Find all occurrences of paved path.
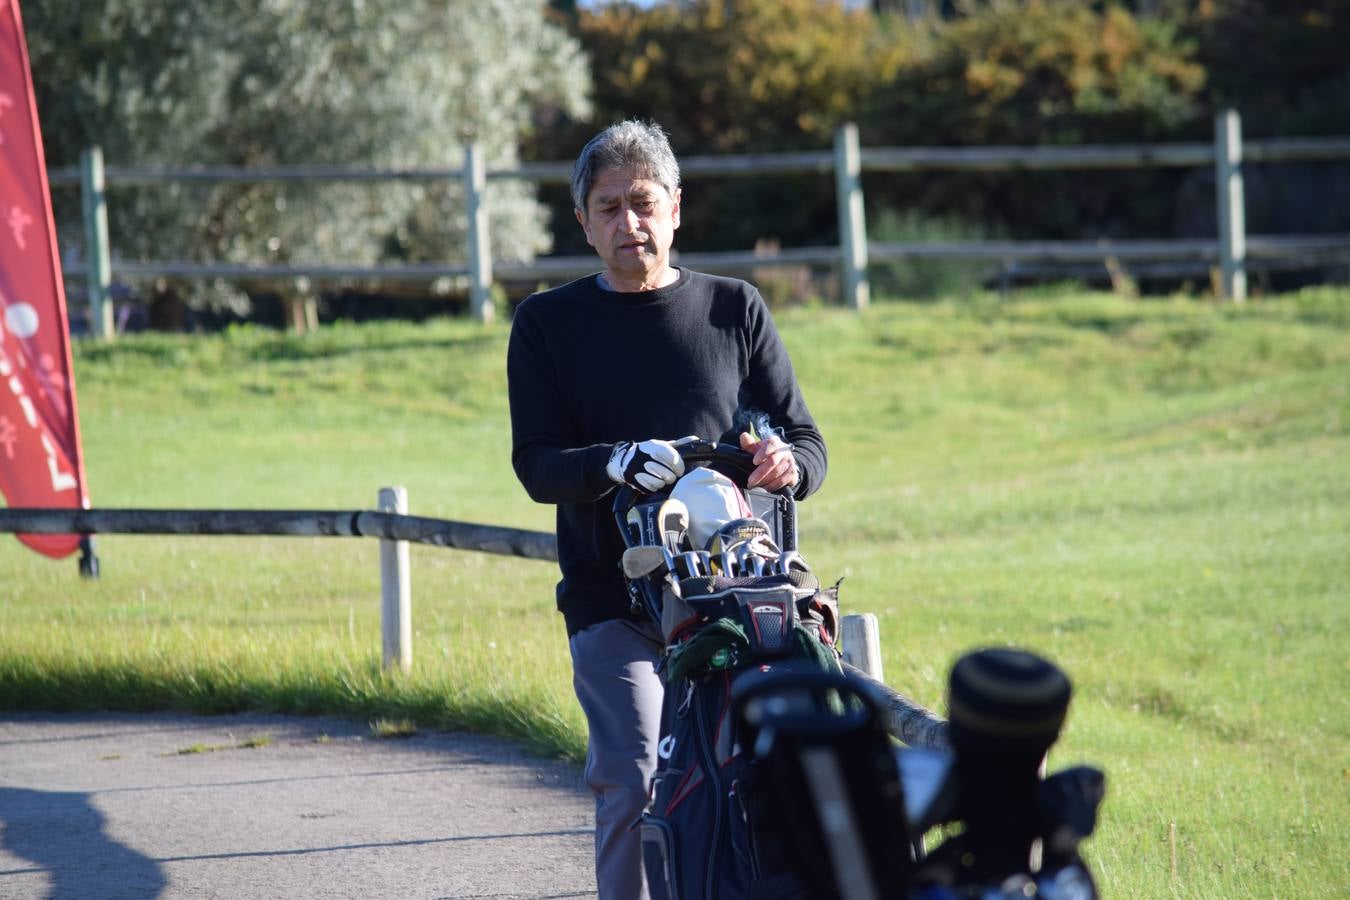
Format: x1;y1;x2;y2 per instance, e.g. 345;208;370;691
0;712;597;899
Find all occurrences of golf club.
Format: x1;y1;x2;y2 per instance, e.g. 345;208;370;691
718;539;739;578
657;496;691;555
678;550;705;579
622;545;669;579
774;550;810;575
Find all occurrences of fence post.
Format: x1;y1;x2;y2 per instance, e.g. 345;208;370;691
833;123;870;311
840;613;884;682
463;142;494;324
79;146;115;339
379;486;412;674
1214;109;1248;303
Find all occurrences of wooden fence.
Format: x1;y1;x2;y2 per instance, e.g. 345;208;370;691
0;498;948;748
49;109;1350;335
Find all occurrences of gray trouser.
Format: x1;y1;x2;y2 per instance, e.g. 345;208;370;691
569;618;665;900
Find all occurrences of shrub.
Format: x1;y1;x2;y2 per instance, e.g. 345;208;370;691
867;209;1000;301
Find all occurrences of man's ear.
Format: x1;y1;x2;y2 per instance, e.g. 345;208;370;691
575;207;595;247
670;188;682;231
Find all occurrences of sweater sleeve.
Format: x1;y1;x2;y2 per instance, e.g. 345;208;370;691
507;303;617;505
744;290;828;500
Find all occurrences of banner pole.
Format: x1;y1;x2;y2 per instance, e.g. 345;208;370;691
0;0;96;563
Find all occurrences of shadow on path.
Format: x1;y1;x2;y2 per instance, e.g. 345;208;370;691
0;787;166;899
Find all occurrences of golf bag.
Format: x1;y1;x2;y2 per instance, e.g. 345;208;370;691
612;440;844;900
732;650;1106;900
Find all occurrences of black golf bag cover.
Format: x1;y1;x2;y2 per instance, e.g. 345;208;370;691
640;572;842;900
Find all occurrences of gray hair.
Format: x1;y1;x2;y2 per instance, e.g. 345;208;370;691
570;120;681;213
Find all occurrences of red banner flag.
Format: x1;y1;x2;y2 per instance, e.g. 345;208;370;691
0;0;90;558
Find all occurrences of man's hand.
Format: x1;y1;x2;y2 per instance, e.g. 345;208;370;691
740;431;798;492
607;438;689;493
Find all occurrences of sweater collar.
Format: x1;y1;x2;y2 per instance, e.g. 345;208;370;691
591;267;689;304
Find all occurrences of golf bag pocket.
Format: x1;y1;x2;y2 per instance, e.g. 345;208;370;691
735;588;798;657
800;579;841;648
642;672;759;900
678;575;817;661
660;585;702;644
641;818;680;900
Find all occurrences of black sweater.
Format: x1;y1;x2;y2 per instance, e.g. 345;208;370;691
507;268;827;636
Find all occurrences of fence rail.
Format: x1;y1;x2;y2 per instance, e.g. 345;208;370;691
59;233;1344;286
0;499;553;676
44;135;1350;187
61;260;474;282
0;503;950;748
49;111;1350;335
0;506;557;559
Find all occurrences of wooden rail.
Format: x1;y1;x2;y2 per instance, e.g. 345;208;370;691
839;615;950;752
44;134;1350;186
0;499;556;674
0;506;557;559
57;233;1347;286
0;504;952;747
844;662;950;752
47;113;1350;336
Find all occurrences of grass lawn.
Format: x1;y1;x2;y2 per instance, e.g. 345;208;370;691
2;286;1346;896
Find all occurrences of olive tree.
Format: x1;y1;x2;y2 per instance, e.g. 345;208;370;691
28;0;590;319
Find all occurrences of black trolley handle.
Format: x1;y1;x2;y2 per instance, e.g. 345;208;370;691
610;437;775;546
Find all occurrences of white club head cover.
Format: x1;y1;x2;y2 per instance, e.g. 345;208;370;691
669;466;753;551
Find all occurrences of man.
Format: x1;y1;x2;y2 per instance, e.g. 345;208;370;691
507;120;826;899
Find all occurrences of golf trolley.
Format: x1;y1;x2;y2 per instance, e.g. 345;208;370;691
611;439;1105;900
612;438;844;900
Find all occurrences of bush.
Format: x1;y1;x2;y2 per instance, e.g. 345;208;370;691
528;0;918;255
27;0;590;319
867;209;1000;301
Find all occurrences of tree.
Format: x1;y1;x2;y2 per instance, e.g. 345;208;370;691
1199;0;1350;137
1192;0;1350;240
864;1;1207;240
870;1;1206;148
529;0;916;258
577;0;900;154
27;0;591;320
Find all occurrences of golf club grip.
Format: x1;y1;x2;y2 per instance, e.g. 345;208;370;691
680;440;788;495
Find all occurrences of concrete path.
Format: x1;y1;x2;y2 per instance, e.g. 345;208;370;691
0;712;597;899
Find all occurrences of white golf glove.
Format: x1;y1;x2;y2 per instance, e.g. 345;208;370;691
607;437;695;493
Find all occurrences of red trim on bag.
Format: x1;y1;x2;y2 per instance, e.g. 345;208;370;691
665;766;703;815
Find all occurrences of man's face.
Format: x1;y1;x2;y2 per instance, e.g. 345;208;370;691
576;167;681;290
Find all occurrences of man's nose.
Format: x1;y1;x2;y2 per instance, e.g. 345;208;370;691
620;206;640;231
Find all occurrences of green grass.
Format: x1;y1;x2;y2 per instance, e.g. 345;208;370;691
2;286;1348;896
169;733;272;755
369;717;417;738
